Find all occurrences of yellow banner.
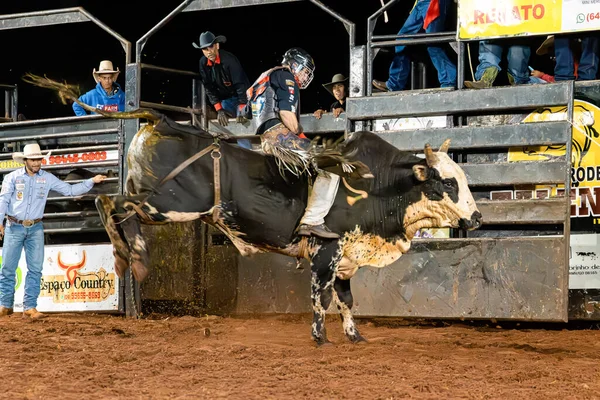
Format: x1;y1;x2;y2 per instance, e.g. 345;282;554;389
459;0;600;40
507;100;600;226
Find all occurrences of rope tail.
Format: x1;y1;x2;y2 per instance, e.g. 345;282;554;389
342;177;368;206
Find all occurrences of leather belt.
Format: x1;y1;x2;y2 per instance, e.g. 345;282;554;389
7;215;42;227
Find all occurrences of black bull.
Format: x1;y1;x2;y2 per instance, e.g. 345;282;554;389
96;115;482;345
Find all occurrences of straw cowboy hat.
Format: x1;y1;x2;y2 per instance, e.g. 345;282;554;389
193;31;227;49
322;73;349;97
536;35;555;56
93;60;120;83
12;143;48;164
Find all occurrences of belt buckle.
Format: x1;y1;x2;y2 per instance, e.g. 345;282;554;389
22;219;34;227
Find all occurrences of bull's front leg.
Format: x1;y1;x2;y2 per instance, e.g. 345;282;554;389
333;277;367;343
310;241;341;346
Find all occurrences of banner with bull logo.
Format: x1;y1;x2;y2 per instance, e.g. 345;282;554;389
1;243;119;312
458;0;600;40
506;98;600;289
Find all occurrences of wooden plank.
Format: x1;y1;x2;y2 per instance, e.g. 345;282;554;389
347;82;573;119
377;121;570;151
462;160;567;186
234;237;568;321
476;198;566;224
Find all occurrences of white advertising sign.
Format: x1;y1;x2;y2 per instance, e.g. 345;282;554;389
569;233;600;289
0;243;119;312
373;116;448;132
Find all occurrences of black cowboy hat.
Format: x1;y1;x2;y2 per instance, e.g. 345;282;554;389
192;31;227;50
322;73;349;97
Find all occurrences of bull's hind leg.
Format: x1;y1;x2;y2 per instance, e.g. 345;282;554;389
95;195;130;278
119;214;149;282
310;241;342;346
333;278;367;344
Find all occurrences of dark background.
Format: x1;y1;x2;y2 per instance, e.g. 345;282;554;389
0;0;553;119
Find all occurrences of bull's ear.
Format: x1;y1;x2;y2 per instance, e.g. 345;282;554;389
413;164;429;181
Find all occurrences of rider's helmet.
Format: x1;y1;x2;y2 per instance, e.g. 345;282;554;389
281;47;315;89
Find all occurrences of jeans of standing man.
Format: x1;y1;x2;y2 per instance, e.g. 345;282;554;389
0;222;44;310
473;41;531;84
221;97;252;149
386;0;457;91
555;35;599;81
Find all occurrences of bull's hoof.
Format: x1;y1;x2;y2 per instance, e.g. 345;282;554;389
113;250;129;278
350;335;368;344
313;337;333;347
131;261;149;282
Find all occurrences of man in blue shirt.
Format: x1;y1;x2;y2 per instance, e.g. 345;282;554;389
73;60;125;116
0;143;106;319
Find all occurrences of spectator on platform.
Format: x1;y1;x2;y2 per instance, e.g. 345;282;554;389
0;143;106;320
194;31;252;148
73;60;125;116
538;34;599;83
372;0;457;92
464;41;531;89
313;73;348;120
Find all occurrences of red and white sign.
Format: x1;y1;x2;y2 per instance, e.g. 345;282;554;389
1;243;119;312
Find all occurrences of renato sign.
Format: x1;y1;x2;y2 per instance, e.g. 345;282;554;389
458;0;600;40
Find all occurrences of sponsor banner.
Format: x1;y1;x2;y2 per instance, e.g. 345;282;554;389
570;234;600;289
373;116;447;132
506;99;600;288
0;244;119;312
458;0;600;40
0;150;118;171
506;99;600;232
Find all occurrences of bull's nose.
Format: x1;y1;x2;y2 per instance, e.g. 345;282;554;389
459;211;483;230
471;211;483;229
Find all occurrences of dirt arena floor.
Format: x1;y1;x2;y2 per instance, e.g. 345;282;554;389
0;313;599;400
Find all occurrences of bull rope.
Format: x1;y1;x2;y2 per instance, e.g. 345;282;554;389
115;142;223;224
342;178;368;206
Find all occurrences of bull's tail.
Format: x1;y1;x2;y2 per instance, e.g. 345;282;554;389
22;73;161;123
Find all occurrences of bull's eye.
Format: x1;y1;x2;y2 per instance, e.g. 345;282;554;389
443;179;454;188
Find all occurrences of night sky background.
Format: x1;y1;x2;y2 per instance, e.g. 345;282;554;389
0;0;554;120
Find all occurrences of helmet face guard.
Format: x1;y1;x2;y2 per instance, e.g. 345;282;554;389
282;48;315;90
290;62;314;89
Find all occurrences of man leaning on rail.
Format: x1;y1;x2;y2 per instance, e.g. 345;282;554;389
0;144;106;320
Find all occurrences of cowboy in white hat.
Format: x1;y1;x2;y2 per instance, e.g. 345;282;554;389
313;73;348;120
73;60;125;116
0;143;106;320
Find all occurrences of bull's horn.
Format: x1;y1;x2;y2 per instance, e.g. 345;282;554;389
439;139;451;153
424;144;437;166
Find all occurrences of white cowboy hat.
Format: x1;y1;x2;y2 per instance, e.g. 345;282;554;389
93;60;120;83
12;143;48;164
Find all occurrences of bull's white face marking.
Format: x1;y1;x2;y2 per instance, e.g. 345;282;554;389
403;192;463;239
430;152;479;220
337;227;410;279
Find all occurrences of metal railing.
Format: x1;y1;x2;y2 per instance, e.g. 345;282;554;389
366;0;465;95
0;84;17;122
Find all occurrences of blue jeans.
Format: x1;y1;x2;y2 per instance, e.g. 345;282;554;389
221;97;252;149
555;35;599;81
387;0;457;91
0;222;44;310
474;41;530;84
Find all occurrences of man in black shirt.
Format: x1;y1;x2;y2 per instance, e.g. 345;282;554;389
313;73;347;120
247;48;339;239
194;31;251;148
